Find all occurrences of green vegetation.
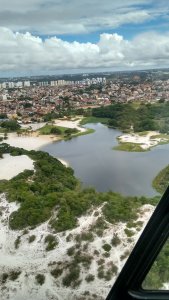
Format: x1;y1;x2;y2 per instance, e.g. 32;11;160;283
44;234;58;251
67;246;75;256
0;120;21;132
0;144;160;235
38;124;65;135
1;273;8;283
80;116;109;125
85;274;95;282
9;271;21;281
92;102;169;134
150;133;169;146
0;143;77;230
28;235;36;243
143;241;169;290
97;262;117;281
51;267;63;278
120;250;130;261
38;123;94;140
62;264;81;287
124;228;135;237
111;234;121;247
72;128;95;138
102;244;111;252
1;271;21;283
35;274;45;285
14;236;21;249
113;142;146;152
75;232;94;243
153;164;169;194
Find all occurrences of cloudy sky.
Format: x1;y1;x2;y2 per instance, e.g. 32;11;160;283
1;0;169;76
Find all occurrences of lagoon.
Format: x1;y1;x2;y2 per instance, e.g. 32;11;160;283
41;123;169;196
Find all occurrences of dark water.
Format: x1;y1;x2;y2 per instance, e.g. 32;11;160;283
41;123;169;196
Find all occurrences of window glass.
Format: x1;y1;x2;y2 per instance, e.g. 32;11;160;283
142;239;169;290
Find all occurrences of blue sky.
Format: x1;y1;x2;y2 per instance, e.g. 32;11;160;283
0;0;169;76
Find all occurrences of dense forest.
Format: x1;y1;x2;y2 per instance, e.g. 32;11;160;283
92;102;169;133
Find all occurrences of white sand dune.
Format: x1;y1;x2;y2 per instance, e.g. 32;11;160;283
118;131;166;150
0;193;154;300
5;132;54;151
0;154;34;180
54;118;86;132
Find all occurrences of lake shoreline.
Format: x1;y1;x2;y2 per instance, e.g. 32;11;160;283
115;131;169;152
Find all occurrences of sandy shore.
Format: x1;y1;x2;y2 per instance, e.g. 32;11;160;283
118;131;168;150
3;133;69;167
1;118;86;167
5;132;57;151
54;118;86;132
0;154;34;180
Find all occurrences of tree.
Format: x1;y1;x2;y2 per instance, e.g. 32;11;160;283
50;127;62;135
1;120;20;132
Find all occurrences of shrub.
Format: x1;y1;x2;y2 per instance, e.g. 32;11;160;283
75;232;94;243
81;232;94;242
94;249;99;256
111;234;121;247
9;271;21;281
1;273;8;283
97;259;105;265
85;274;95;282
66;233;73;242
28;235;36;243
74;253;92;269
35;274;45;285
102;243;111;252
124;228;135;237
67;246;75;256
104;270;112;281
120;250;130;261
82;243;89;251
97;266;104;279
44;234;58;251
22;229;29;235
51;268;63;278
103;252;110;258
14;236;21;249
62;265;80;287
109;262;118;275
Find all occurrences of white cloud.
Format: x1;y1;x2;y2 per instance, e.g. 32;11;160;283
1;27;169;75
0;0;155;34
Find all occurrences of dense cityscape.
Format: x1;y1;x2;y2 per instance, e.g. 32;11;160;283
1;70;169;123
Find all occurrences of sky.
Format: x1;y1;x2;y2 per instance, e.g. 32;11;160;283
0;0;169;77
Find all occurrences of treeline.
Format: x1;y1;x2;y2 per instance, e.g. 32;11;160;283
153;164;169;194
92;103;169;133
0;144;159;232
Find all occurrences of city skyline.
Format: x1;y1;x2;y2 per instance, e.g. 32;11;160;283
1;0;169;76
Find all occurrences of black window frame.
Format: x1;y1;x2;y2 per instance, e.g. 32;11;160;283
106;186;169;300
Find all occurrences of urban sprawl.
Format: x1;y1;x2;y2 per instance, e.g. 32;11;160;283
1;73;169;123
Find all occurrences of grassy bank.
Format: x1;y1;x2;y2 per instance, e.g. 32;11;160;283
38;124;95;140
152;164;169;194
113;142;146;152
71;128;95;138
150;133;169;145
38;124;66;135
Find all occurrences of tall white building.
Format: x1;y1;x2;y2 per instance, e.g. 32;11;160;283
24;81;31;87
